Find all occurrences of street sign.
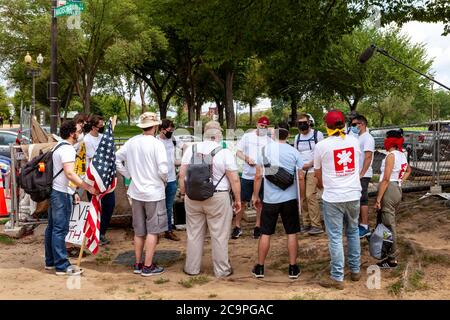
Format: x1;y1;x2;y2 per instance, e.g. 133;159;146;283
54;1;84;17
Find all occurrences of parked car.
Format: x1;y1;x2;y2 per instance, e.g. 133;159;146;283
415;121;450;161
0;130;31;158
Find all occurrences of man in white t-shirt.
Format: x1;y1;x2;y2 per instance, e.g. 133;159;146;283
157;119;186;241
232;116;272;240
294;113;324;235
179;121;241;278
116;112;169;277
314;109;362;290
350;115;375;239
45;120;98;276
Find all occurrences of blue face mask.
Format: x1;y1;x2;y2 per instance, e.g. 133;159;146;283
351;126;360;135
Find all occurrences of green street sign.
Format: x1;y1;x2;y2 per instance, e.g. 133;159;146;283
54;1;84;17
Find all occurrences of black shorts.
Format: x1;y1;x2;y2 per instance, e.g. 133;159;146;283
241;178;264;202
260;200;300;235
360;177;371;206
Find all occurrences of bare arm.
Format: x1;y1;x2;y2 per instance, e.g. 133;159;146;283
375;154;395;209
315;169;323;190
252;165;263;210
178;164;187;195
63;162;98;195
402;163;412;183
297;169;305;200
360;151;373;178
237;150;256;166
226;170;241;213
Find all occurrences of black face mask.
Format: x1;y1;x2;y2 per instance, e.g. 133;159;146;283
97;126;105;134
164;131;173;139
83;123;91;133
298;123;309;131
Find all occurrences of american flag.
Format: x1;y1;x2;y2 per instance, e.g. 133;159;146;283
83;119;117;254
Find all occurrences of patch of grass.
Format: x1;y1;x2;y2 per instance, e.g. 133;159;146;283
0;219;9;225
408;270;428;291
105;285;119;293
269;256;289;272
95;254;112;265
154;277;170;285
301;259;329;273
290;293;322;300
126;288;136;293
114;125;141;138
421;253;450;266
0;235;14;245
178;275;210;288
208;294;218;299
144;291;152;295
387;280;403;296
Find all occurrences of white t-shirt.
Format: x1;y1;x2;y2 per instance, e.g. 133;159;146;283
236;131;272;179
314;135;362;203
358;131;375;178
115;134;169;202
157;136;185;183
294;129;324;165
84;132;103;167
380;150;408;184
182;140;238;191
52;141;76;195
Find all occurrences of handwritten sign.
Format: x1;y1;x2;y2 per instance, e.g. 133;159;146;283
65;201;90;246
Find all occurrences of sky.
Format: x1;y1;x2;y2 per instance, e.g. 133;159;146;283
2;21;449;115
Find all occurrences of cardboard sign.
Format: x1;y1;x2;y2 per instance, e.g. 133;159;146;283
65;201;90;246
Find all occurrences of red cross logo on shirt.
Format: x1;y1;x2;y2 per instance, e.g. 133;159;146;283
333;147;356;176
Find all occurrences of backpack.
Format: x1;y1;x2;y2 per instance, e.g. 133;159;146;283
19;142;70;202
262;146;294;190
185;144;226;201
296;129;318;151
369;210;394;260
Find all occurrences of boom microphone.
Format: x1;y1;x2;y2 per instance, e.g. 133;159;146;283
359;44;376;63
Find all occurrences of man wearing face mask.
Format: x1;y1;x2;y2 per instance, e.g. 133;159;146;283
232;116;272;239
157;119;185;241
350;115;375;239
84;115;116;246
294;113;324;235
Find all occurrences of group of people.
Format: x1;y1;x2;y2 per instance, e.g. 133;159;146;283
43;109;411;289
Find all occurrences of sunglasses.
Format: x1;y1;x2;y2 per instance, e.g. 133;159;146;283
351;122;361;127
297;121;309;125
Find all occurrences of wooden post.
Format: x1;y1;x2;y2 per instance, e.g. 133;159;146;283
76;235;87;267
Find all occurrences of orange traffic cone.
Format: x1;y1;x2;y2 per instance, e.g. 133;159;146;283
0;174;8;217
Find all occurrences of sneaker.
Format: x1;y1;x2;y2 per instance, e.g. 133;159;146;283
319;277;344;290
288;264;301;279
44;265;55;270
253;227;261;239
308;227;324;235
359;225;371;239
251;264;264;278
350;272;361;281
55;265;84;276
141;264;164;277
300;225;311;233
99;234;110;246
164;231;180;241
377;258;398;269
133;262;144;274
231;227;242;239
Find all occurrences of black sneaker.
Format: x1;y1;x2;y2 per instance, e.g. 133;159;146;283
141;264;164;277
253;227;261;239
252;264;264;278
99;234;110;246
231;227;242;239
288;264;301;279
377;258;398;269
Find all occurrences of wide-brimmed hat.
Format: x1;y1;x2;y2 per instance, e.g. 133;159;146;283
137;112;161;128
204;121;223;135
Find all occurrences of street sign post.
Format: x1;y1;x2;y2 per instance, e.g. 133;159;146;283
54;1;84;17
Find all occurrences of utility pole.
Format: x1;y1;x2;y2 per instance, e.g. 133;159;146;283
50;0;58;134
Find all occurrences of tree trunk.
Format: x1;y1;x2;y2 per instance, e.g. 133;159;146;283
160;102;168;119
224;70;235;129
249;102;253;125
290;99;298;127
218;102;224;126
139;81;147;113
351;96;360;112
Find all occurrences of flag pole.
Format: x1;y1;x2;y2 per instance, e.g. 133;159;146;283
77;234;87;267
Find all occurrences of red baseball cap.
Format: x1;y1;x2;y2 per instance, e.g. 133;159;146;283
257;116;270;126
324;109;345;127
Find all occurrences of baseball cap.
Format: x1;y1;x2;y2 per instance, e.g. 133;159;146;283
257;116;270;126
324;110;345;127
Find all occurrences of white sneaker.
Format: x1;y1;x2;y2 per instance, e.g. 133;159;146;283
55;265;84;276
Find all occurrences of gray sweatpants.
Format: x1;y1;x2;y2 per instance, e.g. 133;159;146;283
380;182;402;259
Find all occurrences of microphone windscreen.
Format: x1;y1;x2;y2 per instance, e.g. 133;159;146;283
359;45;376;63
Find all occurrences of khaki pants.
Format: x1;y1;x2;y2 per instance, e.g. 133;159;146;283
301;172;321;228
380;182;402;259
184;192;233;278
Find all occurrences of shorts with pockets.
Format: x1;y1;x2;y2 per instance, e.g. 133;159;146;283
131;199;168;236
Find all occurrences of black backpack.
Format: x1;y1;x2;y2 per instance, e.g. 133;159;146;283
185;144;226;201
19;142;70;202
296;129;318;150
262;146;295;190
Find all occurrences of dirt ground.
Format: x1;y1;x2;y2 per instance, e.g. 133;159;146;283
0;191;449;300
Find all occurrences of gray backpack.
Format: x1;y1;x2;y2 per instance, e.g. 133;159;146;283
185;144;226;201
369;214;393;260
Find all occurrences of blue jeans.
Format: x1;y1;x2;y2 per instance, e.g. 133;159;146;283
322;200;361;282
165;181;177;231
45;189;72;271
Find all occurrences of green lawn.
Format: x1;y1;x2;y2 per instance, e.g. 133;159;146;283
113;125;142;138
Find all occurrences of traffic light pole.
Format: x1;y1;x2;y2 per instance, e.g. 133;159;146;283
50;0;58;134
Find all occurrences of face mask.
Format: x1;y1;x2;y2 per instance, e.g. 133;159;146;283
298;123;309;131
258;128;267;136
350;126;360;135
97;126;105;134
164;131;173;139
